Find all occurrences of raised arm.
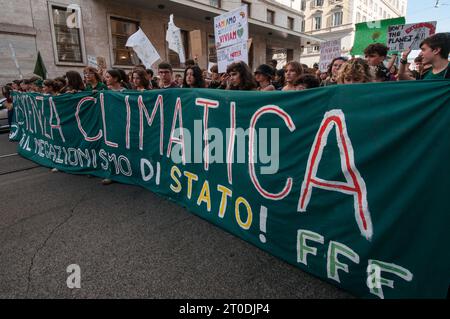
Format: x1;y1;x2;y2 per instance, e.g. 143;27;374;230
398;48;413;81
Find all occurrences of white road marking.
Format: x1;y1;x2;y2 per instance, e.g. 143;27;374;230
0;153;18;159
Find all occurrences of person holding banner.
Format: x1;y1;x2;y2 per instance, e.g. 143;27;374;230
132;69;152;91
158;62;179;89
31;79;44;93
254;64;275;91
105;69;125;92
1;85;13;128
364;43;391;82
84;67;108;91
174;74;184;87
389;65;399;81
225;61;257;91
20;79;32;92
319;71;328;83
282;61;304;91
127;71;133;85
294;74;320;90
64;71;85;93
117;69;132;90
182;65;205;89
208;65;224;89
26;77;40;92
419;33;450;80
273;69;285;91
399;33;449;80
53;77;67;95
321;57;348;87
413;54;432;79
397;63;418;81
11;80;21;92
29;80;40;93
145;69;159;89
337;58;373;84
100;70;123;185
42;80;56;95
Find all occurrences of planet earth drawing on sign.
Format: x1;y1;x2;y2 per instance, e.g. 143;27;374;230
237;28;244;38
371;31;381;42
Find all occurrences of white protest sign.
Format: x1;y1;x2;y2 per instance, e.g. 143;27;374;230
319;39;342;72
214;5;248;50
87;55;98;68
126;28;161;68
217;42;248;73
387;22;437;51
166;14;186;64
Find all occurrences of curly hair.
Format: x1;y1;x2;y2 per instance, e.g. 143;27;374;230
327;57;348;75
336;58;373;84
364;43;388;58
294;74;320;89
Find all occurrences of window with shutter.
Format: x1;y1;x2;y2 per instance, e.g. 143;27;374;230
50;5;84;64
110;17;140;66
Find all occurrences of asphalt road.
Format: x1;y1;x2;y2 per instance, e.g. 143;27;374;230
0;132;352;299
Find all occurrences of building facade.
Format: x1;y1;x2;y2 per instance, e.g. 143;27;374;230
300;0;407;66
0;0;323;84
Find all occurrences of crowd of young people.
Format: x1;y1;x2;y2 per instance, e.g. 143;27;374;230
3;33;448;97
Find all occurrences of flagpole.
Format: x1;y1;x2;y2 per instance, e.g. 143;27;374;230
9;43;23;80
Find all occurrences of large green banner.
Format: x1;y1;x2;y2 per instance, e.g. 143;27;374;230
10;80;450;298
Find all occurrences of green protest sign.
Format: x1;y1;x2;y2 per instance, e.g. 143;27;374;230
10;81;450;298
351;17;405;56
